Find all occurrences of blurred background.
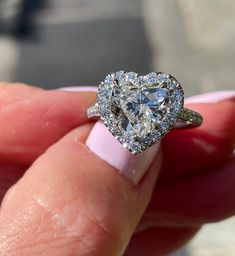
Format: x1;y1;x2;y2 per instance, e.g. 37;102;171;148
0;0;234;255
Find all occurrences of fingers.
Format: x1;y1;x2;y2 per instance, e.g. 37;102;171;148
144;99;235;226
135;97;235;228
0;83;234;235
161;100;235;177
0;83;234;178
124;226;200;256
145;156;235;226
0;123;162;255
0;83;96;164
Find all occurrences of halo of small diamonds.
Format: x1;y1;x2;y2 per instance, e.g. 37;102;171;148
97;71;184;154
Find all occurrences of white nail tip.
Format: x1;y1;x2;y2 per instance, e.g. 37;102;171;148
59;86;98;92
86;121;160;184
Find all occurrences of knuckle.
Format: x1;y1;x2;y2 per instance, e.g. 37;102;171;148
0;82;24;91
0;82;39;97
8;197;126;256
0;82;11;93
53;206;127;256
0;199;128;256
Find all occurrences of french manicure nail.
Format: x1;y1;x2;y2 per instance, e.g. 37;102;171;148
85;121;160;185
185;90;235;104
59;86;98;92
60;86;160;184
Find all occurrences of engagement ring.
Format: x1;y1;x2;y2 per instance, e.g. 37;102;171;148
87;71;203;154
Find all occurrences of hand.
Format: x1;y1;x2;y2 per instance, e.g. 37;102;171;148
0;83;234;256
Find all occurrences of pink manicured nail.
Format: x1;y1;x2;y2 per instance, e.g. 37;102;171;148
86;121;160;185
60;86;160;184
59;86;98;92
185;90;235;104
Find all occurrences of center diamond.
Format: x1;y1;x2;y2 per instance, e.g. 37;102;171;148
120;87;169;137
97;71;184;154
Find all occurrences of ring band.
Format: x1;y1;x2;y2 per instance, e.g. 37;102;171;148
87;70;203;154
88;105;203;128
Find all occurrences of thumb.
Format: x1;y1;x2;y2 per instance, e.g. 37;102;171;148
0;122;161;256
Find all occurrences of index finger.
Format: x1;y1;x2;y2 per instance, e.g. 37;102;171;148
0;84;234;174
0;83;96;164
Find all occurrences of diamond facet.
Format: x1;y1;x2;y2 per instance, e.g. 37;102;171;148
97;71;184;154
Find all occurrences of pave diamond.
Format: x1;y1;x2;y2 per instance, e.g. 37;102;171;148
97;71;184;154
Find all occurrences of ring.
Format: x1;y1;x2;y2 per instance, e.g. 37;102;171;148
87;70;203;154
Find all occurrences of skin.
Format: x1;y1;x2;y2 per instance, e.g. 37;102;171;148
0;83;234;256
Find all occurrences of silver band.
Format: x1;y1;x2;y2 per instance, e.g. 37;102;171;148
175;108;203;128
88;104;203;129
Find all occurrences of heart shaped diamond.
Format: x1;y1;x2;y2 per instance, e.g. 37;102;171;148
97;71;184;154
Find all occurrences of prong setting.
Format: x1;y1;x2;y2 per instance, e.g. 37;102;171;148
96;70;184;154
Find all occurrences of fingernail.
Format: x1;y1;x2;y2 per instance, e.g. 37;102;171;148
185;90;235;104
85;121;160;185
58;86;98;92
